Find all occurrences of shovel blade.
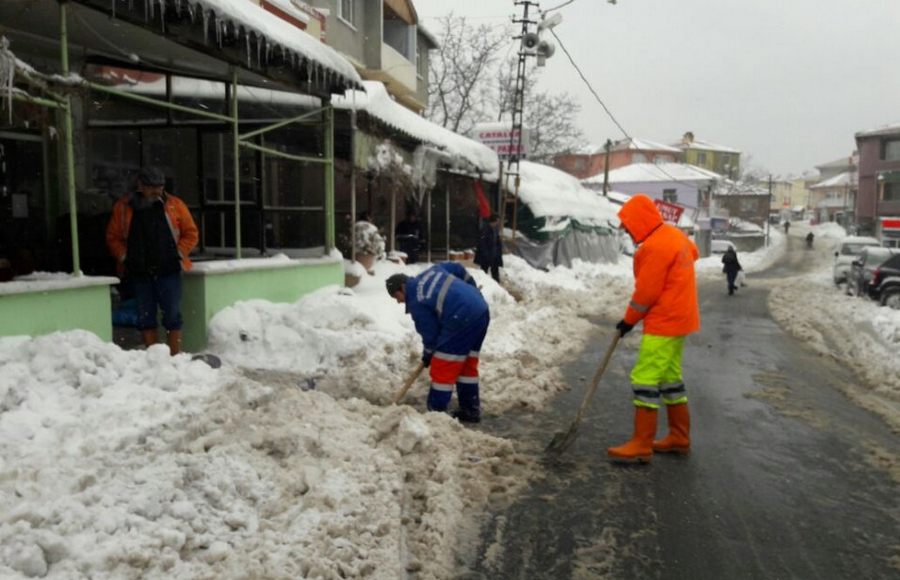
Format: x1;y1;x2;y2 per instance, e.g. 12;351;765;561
545;423;579;454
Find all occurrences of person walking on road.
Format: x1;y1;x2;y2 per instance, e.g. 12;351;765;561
805;231;814;249
106;167;199;355
722;246;742;296
474;214;503;283
386;262;490;423
609;194;700;463
784;220;791;235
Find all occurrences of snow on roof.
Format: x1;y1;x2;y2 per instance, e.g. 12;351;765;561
264;0;310;23
714;179;770;196
505;161;619;225
856;122;900;139
189;0;361;86
604;190;632;205
675;138;741;154
334;82;499;179
583;162;722;185
810;171;858;189
815;156;855;170
614;138;681;154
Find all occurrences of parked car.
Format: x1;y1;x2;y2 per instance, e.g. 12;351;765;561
871;254;900;309
846;247;897;298
833;236;881;285
711;239;736;254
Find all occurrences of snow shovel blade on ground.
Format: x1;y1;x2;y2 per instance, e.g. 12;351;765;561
546;332;621;454
391;362;426;405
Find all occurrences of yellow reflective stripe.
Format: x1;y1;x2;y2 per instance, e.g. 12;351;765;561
633;399;660;410
664;396;689;406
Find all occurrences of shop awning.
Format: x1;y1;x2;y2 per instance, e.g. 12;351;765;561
0;0;361;97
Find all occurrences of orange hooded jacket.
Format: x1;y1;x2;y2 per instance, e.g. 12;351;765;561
106;192;199;275
619;195;700;336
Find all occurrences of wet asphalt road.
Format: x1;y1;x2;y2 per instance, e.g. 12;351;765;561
459;239;900;579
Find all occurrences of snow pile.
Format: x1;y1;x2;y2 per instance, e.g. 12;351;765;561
0;332;529;579
584;162;721;186
335;82;499;179
208;256;634;413
767;241;900;432
508;161;620;227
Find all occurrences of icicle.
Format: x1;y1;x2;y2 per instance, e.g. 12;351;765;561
215;16;222;47
202;9;209;44
111;0;116;20
144;0;149;21
175;0;182;18
159;0;166;33
245;34;251;68
0;37;15;124
128;0;134;11
256;37;262;69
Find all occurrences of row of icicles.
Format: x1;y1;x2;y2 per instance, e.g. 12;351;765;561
108;0;342;89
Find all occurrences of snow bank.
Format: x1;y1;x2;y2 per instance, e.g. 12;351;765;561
208;256;634;414
0;332;529;579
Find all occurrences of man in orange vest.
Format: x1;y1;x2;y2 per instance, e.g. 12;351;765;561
106;167;198;355
609;194;700;463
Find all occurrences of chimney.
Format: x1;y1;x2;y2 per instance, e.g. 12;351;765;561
682;131;695;145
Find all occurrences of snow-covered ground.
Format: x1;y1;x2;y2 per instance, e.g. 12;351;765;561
8;221;894;578
696;229;787;277
766;222;900;432
0;256;633;578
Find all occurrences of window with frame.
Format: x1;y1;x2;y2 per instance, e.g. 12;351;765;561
338;0;355;27
883;139;900;161
697;152;707;164
662;189;677;203
884;182;900;201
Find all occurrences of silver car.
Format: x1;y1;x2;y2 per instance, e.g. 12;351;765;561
833;236;881;285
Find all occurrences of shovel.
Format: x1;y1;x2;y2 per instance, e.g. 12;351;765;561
546;332;621;454
391;362;426;405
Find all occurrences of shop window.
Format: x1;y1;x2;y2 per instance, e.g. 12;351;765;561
84;65;167;124
884;182;900;201
663;189;677;203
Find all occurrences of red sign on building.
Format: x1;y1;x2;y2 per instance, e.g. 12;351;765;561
653;199;685;224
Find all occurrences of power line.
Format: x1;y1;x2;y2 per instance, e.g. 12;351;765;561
543;0;578;14
549;28;722;194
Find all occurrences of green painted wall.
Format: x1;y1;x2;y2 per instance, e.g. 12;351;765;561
0;285;112;340
181;260;344;352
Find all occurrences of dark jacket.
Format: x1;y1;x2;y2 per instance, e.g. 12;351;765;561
474;223;503;268
722;249;742;275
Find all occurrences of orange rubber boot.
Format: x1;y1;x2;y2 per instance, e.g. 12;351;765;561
166;330;182;356
607;407;657;464
141;329;158;349
653;403;690;454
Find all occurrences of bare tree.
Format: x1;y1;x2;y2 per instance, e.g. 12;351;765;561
427;16;584;162
426;15;509;135
495;59;583;163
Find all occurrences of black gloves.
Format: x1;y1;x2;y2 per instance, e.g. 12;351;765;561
616;320;634;337
422;351;433;367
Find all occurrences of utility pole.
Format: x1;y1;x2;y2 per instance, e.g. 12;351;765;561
499;2;558;245
602;139;612;196
767;174;773;247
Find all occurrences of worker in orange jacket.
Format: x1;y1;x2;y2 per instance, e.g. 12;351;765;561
609;194;700;463
106;167;198;355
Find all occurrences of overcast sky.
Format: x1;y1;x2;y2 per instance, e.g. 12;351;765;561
415;0;900;176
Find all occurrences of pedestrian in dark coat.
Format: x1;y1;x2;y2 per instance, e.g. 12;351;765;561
395;210;425;264
721;246;742;296
474;214;503;282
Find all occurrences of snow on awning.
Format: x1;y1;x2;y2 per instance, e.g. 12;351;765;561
334;81;499;180
506;161;620;226
117;74;322;108
82;0;360;91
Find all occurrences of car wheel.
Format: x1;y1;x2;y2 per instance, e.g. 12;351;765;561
883;291;900;310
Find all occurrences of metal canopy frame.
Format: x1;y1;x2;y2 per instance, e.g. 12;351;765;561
5;0;337;272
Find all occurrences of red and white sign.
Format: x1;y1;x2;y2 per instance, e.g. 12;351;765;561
473;125;530;159
881;217;900;231
653;199;685;224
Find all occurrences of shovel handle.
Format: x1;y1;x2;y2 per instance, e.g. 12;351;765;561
571;331;621;427
391;362;426;405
